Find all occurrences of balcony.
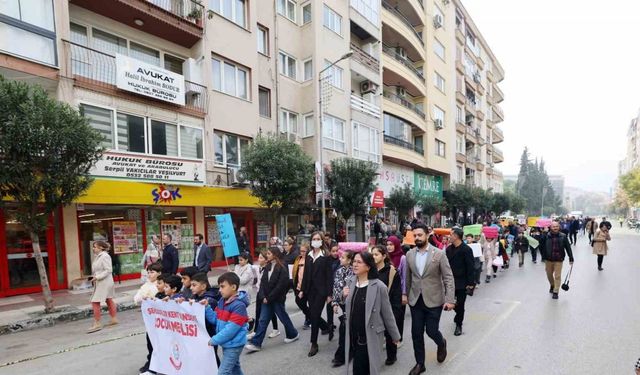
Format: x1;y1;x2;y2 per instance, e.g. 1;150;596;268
69;0;204;48
492;127;504;143
351;94;381;118
455;27;465;45
384;134;423;154
456;152;467;163
456;121;466;133
382;47;425;97
382;90;426;130
486;69;494;83
492;147;504;163
382;1;424;60
493;104;504;122
476;109;485;121
477;55;485;71
465;127;477;143
350;43;380;73
493;84;504;103
62;40;207;117
476;159;485;171
486;165;494;176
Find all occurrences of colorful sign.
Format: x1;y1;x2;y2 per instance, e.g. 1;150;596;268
413;172;443;198
463;224;483;236
376;162;413;196
112;221;139;254
152;185;183;204
215;214;240;258
91;151;205;186
116;54;185;106
142;299;217;375
371;190;385;208
536;218;553;228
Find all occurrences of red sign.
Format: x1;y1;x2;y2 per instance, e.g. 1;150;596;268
371;190;385;208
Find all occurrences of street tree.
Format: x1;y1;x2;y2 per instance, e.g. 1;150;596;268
0;77;103;312
385;182;417;220
240;134;314;221
325;158;378;235
619;168;640;204
417;193;447;217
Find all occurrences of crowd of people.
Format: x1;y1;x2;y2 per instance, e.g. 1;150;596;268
85;214;616;375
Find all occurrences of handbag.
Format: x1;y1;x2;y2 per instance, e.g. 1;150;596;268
492;256;504;267
561;264;573;291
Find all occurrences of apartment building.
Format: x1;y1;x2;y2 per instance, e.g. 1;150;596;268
619;115;640;176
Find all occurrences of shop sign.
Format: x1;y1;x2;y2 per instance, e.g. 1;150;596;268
376;163;413;197
116;54;185;106
152;185;183;204
371;190;385;208
414;172;443;199
112;221;139;254
91;151;205;186
257;222;271;244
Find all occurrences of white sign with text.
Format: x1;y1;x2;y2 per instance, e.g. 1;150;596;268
116;54;185;106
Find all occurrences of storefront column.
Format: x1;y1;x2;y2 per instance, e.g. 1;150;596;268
195;207;205;238
62;205;81;286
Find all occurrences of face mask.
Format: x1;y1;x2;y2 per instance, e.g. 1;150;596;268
311;240;323;249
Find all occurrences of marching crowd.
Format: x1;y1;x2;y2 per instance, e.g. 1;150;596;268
85;215;616;375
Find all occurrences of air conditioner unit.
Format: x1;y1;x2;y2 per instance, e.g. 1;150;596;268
360;80;379;95
396;47;407;59
396;86;407;97
473;72;481;83
442;0;450;5
287;132;297;143
228;167;247;186
433;15;443;29
434;119;444;130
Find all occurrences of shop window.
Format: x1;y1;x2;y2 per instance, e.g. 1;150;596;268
4;208;48;289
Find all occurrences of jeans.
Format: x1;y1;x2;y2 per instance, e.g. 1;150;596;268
251;301;298;347
597;255;604;268
218;346;244;375
254;297;278;331
545;261;563;293
454;289;467;326
410;295;445;366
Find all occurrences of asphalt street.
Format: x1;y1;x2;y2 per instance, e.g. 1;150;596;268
1;227;639;375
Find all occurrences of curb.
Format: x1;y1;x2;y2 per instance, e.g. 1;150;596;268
0;300;139;336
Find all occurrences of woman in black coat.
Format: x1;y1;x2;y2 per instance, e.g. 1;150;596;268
371;245;402;366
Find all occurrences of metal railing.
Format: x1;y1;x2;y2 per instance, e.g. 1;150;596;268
382;90;425;119
350;95;381;118
382;45;424;81
62;40;207;114
149;0;205;25
381;1;423;43
384;134;423;155
350;43;380;72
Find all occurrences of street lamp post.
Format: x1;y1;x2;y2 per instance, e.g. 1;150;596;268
318;51;353;233
541;185;547;216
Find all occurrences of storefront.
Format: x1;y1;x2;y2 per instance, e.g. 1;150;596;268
0;206;67;297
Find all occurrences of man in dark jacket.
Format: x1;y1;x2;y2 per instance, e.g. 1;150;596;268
161;234;179;275
445;228;475;336
540;222;574;299
569;217;580;245
513;231;529;267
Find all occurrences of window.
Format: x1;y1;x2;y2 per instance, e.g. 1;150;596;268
130;42;160;66
350;0;379;24
164;54;184;74
150;120;178;156
414;136;424;154
434;39;445;61
210;0;246;27
303;59;313;81
280;109;298;134
258;87;271;118
1;0;54;31
384;113;411;143
278;51;297;80
92;28;127;56
352;121;379;162
214;132;249;166
302;3;312;24
456;106;464;124
323;60;343;89
433;105;445;127
257;25;269;55
0;0;56;65
323;5;342;35
435;139;446;157
456;135;464;153
434;72;445;93
303;113;314;137
457;165;464;183
277;0;296;22
81;104;202;159
323;115;345;152
212;57;249;99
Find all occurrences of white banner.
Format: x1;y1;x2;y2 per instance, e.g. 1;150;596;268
91;151;205;186
116;54;186;106
376;162;413;197
142;299;217;375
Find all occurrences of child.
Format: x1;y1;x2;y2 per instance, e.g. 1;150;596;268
466;234;483;288
234;252;253;299
325;244;341;335
190;272;221;367
154;274;168;300
203;272;250;375
134;262;161;305
163;275;184;300
248;251;279;339
513;231;529;268
331;250;354;367
179;266;198;300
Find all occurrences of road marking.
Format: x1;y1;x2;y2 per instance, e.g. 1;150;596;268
0;331;146;368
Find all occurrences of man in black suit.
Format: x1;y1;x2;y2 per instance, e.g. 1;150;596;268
193;233;212;273
161;234;179;275
445;228;475;337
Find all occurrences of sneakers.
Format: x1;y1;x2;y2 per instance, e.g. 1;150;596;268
246;332;256;340
268;330;281;338
244;343;261;352
86;321;102;333
105;318;119;327
284;334;300;344
552;293;559;300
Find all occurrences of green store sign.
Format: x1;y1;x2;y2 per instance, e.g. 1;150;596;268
414;172;443;198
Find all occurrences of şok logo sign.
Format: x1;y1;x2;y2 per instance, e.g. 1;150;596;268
152;185;182;204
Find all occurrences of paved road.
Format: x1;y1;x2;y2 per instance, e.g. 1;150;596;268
1;228;639;375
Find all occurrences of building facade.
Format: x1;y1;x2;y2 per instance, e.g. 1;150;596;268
0;0;504;296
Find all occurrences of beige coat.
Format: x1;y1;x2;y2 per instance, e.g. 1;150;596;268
404;246;455;308
90;251;115;303
592;229;610;256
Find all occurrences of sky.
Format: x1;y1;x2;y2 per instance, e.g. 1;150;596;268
461;0;638;193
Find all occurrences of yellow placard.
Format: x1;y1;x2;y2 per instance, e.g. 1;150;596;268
527;217;540;227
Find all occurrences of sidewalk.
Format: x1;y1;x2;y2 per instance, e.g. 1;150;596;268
0;266;230;336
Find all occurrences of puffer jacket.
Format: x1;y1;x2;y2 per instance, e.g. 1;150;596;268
204;291;250;348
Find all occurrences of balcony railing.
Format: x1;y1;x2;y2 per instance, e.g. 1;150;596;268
493;127;504;142
382;90;425;119
351;95;381;118
493;147;504;160
148;0;204;23
493;105;504;120
384;134;423;155
63;40;207;114
382;45;424;81
381;1;423;43
351;0;380;25
350;43;380;72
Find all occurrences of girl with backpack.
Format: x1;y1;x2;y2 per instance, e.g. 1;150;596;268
371;245;402;366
